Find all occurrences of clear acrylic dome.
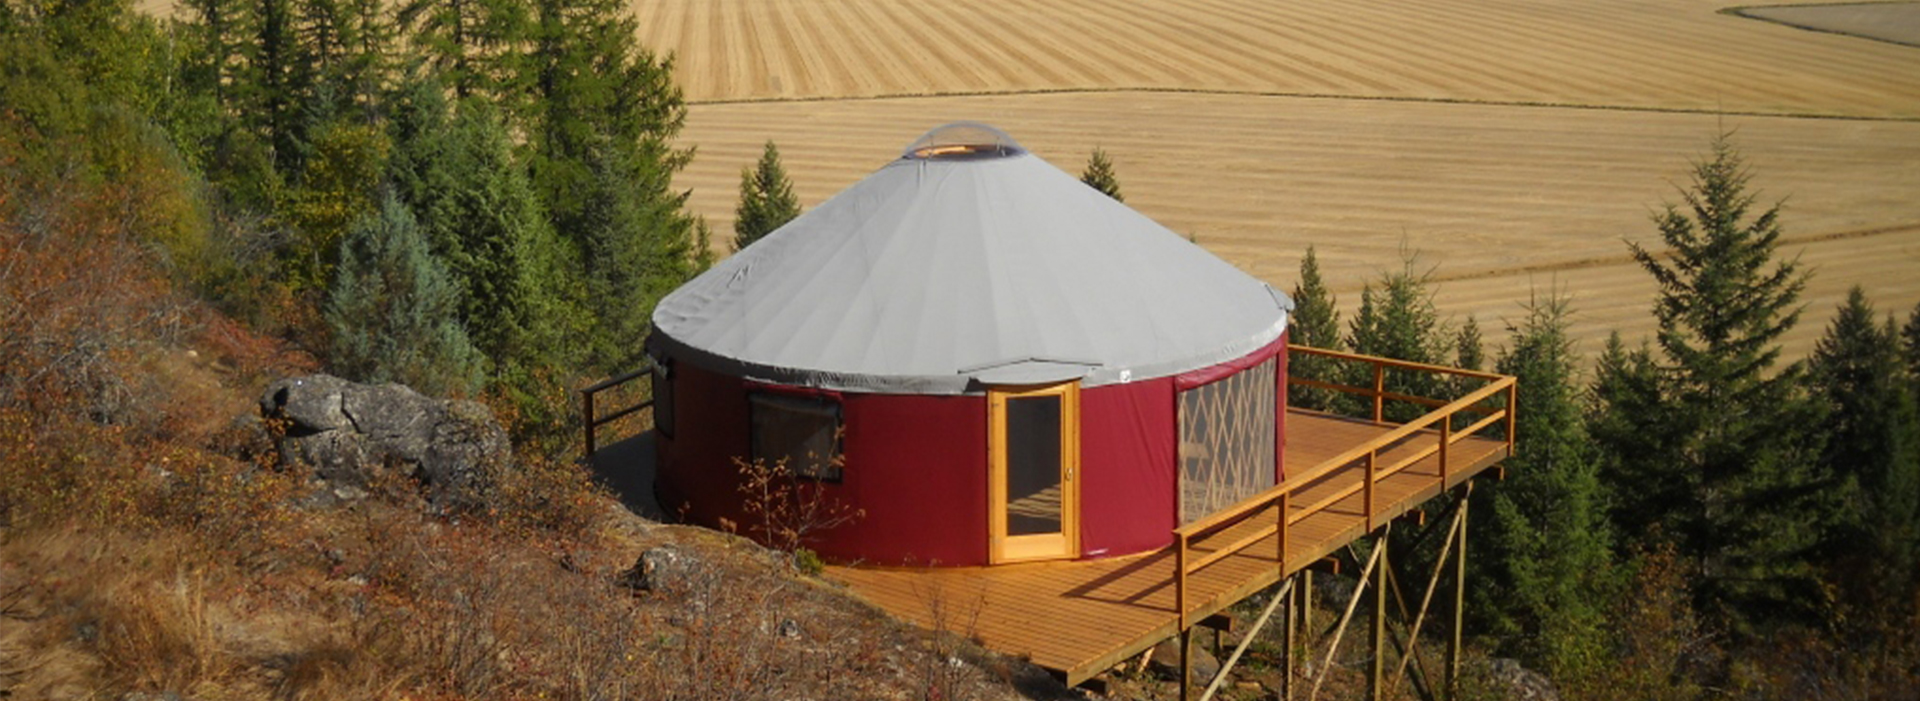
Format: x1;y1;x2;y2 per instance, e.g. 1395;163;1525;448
903;122;1026;160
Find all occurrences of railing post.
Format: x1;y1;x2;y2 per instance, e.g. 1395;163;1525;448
1440;416;1452;487
582;389;596;457
1372;362;1386;423
1364;450;1377;530
1504;380;1517;450
1278;492;1289;567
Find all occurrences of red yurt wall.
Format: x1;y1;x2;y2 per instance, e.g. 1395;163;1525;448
653;330;1289;567
1079;377;1177;558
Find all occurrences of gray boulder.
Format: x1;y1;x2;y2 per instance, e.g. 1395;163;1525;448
618;546;702;595
260;374;510;510
1150;636;1221;684
1488;658;1560;701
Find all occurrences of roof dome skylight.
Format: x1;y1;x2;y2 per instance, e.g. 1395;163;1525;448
903;121;1025;160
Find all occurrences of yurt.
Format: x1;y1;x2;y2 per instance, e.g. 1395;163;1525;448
647;123;1294;567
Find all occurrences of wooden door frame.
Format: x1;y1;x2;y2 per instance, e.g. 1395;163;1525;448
987;381;1081;564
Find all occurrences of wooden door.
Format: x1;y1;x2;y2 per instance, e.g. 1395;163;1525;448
988;382;1080;563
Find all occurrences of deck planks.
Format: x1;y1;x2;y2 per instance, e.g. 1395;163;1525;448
828;408;1509;685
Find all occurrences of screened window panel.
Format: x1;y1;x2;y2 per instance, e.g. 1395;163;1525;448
749;394;842;481
1177;358;1277;524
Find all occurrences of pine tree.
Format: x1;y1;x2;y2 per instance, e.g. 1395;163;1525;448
1288;246;1344;412
387;80;580;376
1080;147;1123;202
396;0;529;100
1348;252;1447;421
1600;135;1833;632
1474;292;1615;680
524;0;696;375
1808;287;1920;621
733;140;800;251
1904;301;1920;380
325;191;484;396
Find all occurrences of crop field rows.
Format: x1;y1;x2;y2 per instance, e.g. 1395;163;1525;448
676;93;1920;362
634;0;1919;117
644;0;1919;364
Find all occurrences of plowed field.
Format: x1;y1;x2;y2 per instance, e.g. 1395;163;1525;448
648;0;1919;362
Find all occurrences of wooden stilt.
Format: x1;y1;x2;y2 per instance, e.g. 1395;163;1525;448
1283;574;1296;701
1180;626;1193;701
1199;580;1292;701
1370;534;1388;701
1448;485;1471;698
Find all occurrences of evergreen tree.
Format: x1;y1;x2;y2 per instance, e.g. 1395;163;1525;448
1474;292;1615;680
1348;253;1447;421
1904;301;1920;380
733;140;800;251
1598;136;1832;632
1080;147;1123;202
1808;287;1920;621
524;0;696;375
387;80;579;375
1455;316;1483;372
1288;246;1344;412
396;0;529;100
325;191;484;396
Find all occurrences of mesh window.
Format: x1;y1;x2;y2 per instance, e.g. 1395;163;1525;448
750;393;842;481
1178;358;1277;524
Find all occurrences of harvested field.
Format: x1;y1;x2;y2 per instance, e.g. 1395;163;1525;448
678;93;1920;363
656;0;1920;365
1733;2;1920;47
635;0;1920;118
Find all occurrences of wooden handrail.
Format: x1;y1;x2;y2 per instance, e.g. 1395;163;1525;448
581;360;656;457
1169;345;1516;632
1288;345;1508;381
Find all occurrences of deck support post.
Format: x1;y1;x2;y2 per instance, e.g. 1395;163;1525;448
1448;484;1471;698
1301;569;1314;645
1369;532;1388;701
1282;573;1296;701
1180;626;1194;701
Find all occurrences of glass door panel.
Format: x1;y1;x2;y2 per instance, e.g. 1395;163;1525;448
989;383;1079;563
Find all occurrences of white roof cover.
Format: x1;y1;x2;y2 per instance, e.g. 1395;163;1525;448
650;123;1292;395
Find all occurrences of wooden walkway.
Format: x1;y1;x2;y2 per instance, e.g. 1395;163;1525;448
829;409;1510;686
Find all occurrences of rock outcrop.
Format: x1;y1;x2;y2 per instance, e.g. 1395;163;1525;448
260;374;510;510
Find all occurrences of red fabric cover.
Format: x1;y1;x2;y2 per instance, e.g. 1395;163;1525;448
1079;377;1178;558
827;393;988;566
1172;333;1290;390
654;361;752;529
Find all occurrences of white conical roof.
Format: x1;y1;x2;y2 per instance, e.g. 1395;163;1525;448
650;123;1291;395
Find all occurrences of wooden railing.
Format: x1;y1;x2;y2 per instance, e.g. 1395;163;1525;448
1170;345;1515;639
580;361;655;457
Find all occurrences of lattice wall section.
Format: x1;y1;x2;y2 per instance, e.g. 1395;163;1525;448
1177;358;1277;524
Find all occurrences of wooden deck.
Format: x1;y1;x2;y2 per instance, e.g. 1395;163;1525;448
829;408;1510;686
